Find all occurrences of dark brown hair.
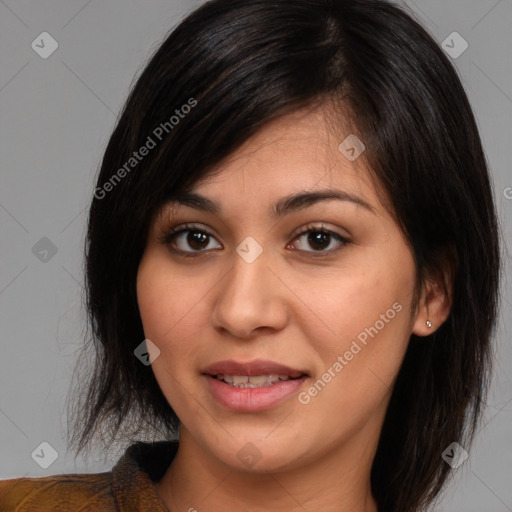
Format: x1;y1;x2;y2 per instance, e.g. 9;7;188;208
67;1;502;511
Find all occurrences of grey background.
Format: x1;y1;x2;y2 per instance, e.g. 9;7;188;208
0;1;511;510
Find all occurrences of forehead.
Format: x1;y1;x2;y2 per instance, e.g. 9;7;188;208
153;104;395;230
192;105;376;200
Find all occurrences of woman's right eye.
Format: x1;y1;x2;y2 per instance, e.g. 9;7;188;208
161;224;222;256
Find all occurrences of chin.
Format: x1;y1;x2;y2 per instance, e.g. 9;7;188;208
201;433;308;474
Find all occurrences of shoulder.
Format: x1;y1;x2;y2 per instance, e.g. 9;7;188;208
0;471;115;512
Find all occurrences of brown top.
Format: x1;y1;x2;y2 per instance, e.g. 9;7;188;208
0;440;179;511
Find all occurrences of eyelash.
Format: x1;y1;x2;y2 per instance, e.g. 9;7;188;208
159;222;351;258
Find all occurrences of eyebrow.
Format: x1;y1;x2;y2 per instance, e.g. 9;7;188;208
166;189;376;218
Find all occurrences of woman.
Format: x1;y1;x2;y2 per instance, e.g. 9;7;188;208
0;0;501;511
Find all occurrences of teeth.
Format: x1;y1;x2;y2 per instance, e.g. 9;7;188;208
215;374;295;388
233;375;248;385
246;375;269;386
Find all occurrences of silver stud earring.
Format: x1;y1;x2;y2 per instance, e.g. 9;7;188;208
426;320;432;328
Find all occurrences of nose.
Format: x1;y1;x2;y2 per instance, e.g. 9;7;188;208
211;246;289;339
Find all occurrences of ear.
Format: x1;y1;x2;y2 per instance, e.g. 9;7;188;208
412;258;455;337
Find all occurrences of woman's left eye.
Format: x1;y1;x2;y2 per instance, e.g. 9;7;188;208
160;223;350;256
289;225;350;254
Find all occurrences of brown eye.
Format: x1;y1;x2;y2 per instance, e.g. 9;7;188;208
307;231;332;251
186;230;210;250
161;224;222;255
289;225;350;255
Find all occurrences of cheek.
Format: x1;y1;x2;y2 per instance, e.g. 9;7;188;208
293;253;414;349
136;249;216;383
136;251;205;415
137;249;204;342
291;249;416;410
295;281;413;434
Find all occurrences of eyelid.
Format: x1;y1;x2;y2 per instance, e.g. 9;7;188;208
290;222;346;240
158;222;218;247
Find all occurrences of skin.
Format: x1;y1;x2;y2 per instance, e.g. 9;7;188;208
137;105;451;512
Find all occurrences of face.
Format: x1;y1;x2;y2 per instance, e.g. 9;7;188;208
136;105;420;473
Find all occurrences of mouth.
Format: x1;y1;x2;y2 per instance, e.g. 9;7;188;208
201;359;309;411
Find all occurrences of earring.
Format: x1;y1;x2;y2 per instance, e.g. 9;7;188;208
426;320;432;328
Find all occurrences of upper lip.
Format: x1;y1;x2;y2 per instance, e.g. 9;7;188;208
202;359;308;378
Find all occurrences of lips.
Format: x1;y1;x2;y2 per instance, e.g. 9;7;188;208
202;359;308;378
201;359;309;411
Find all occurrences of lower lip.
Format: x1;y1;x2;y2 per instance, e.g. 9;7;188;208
204;375;307;412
